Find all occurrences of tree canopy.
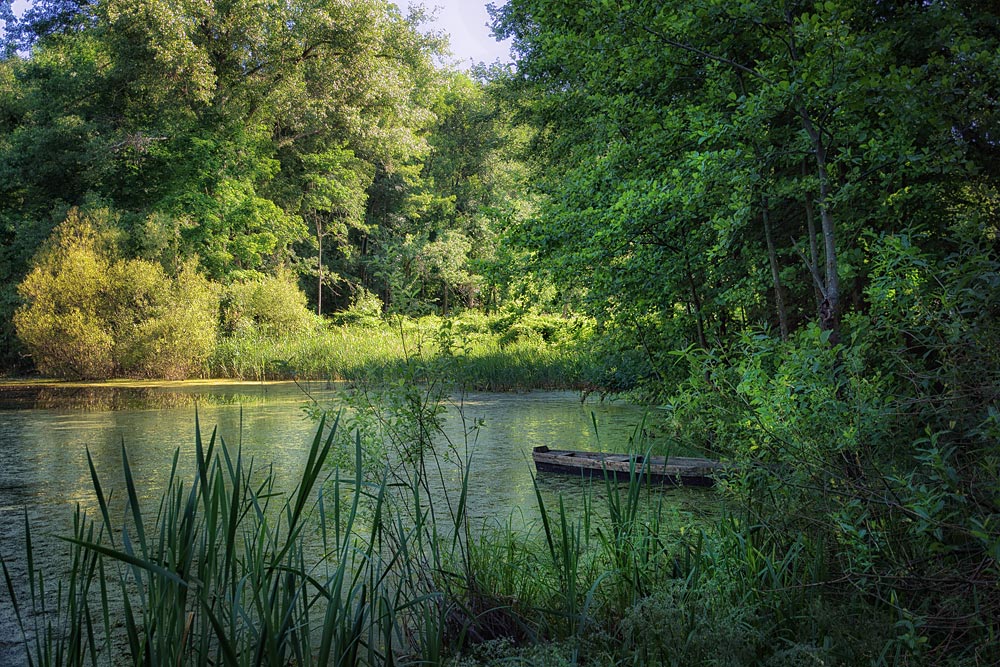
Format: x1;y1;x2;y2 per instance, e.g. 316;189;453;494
0;0;531;367
494;0;999;351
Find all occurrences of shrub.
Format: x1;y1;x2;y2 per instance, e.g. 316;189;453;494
497;321;543;348
618;582;758;666
116;261;219;378
494;313;584;348
220;270;317;337
327;286;384;327
14;208;219;379
14;209;120;378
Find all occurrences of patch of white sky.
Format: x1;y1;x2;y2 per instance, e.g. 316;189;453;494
11;0;28;17
5;1;513;70
5;0;29;29
407;1;512;69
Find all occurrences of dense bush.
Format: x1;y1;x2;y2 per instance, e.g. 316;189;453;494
326;286;385;327
14;209;219;379
220;270;318;337
115;262;219;378
663;228;1000;663
13;209;117;378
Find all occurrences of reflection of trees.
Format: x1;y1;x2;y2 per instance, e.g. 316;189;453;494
35;387;190;411
0;386;268;411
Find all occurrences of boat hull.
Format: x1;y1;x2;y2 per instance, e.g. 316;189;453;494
531;446;724;487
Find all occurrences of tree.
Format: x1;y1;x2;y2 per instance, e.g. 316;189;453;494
1;0;444;330
361;68;531;314
299;148;373;315
492;0;998;346
14;208;117;378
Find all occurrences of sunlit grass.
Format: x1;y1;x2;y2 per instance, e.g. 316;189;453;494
209;314;595;391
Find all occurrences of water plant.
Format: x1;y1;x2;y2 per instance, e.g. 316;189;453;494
1;382;912;667
1;411;448;666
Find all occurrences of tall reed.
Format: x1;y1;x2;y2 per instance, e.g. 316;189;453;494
208;316;590;391
0;412;458;666
2;386;883;666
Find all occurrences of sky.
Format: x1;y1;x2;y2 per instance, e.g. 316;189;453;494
9;0;27;18
411;1;513;69
6;0;513;69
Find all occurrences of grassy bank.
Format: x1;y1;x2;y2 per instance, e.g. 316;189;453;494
209;312;603;392
11;282;656;394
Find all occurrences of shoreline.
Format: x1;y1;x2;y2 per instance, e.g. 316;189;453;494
0;377;336;389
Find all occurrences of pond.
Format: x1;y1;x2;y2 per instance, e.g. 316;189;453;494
0;381;716;662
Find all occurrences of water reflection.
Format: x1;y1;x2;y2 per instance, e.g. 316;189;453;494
0;381;308;411
0;382;716;661
0;382;713;543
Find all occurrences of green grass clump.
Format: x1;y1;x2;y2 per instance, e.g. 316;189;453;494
1;414;459;666
209;313;596;391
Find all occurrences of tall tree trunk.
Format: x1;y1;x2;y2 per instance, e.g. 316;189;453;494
799;110;840;340
763;195;789;341
803;163;824;317
683;248;708;349
630;14;842;340
360;232;370;290
786;11;840;341
316;218;323;316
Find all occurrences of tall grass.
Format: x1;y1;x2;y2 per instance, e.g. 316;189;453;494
208;314;594;391
0;411;460;666
2;391;903;666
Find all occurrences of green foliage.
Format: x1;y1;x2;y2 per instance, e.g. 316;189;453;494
210;312;592;391
0;0;549;370
618;582;758;666
487;2;1000;658
109;259;219;379
492;313;578;348
14;208;219;379
0;0;498;350
495;0;1000;344
5;0;1000;659
362;68;534;316
13;209;116;378
659;224;1000;662
326;286;385;327
220;270;317;339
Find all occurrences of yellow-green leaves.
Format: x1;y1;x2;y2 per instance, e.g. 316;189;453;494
15;208;220;379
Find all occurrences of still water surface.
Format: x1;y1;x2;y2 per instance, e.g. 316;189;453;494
0;381;715;659
0;382;709;528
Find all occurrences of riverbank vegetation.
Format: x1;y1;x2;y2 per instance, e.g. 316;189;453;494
2;0;1000;663
1;401;896;667
10;211;594;387
486;1;1000;662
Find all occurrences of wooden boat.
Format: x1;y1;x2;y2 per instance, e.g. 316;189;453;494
532;446;726;487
